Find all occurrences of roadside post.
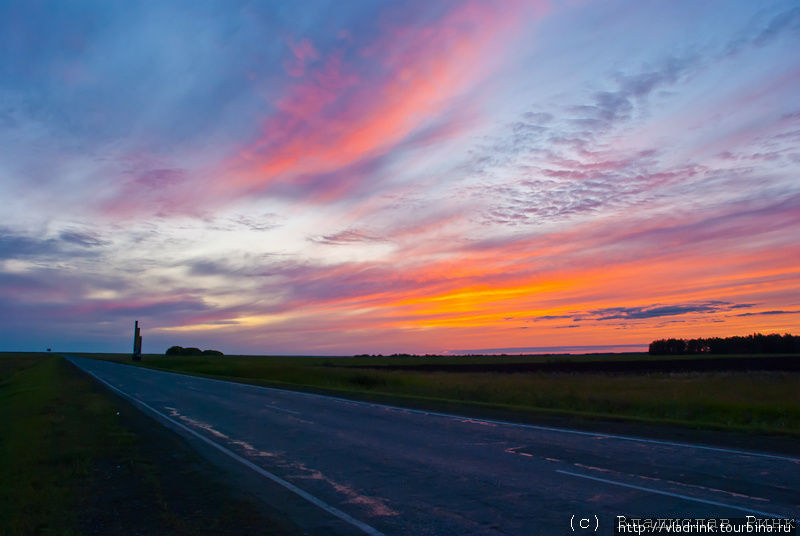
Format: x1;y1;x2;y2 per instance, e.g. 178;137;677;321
132;320;142;361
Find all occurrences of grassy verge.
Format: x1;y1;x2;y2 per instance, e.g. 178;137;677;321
1;355;90;534
0;354;299;535
82;353;800;437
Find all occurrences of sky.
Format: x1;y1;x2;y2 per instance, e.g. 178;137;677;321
1;0;799;355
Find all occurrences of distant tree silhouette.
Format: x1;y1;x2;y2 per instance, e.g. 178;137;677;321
649;333;800;355
165;346;223;356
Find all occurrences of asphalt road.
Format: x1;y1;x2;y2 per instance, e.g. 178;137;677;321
66;355;799;536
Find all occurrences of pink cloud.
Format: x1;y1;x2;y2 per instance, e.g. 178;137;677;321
284;37;319;77
224;1;542;201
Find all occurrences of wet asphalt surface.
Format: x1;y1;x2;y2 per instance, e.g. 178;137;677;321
66;356;799;536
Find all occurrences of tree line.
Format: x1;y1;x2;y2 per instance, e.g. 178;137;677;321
649;333;800;355
165;346;224;356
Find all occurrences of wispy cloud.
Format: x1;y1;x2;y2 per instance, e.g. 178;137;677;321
309;229;387;246
735;310;800;317
588;302;752;321
0;228;108;259
222;1;538;202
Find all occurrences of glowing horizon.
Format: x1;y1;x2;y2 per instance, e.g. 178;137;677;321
1;1;798;355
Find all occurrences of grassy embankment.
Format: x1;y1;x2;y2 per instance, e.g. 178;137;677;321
86;352;800;436
0;353;298;536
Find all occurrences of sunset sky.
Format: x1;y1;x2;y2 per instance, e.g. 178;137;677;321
1;1;799;355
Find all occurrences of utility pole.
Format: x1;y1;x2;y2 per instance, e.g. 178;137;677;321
132;320;142;361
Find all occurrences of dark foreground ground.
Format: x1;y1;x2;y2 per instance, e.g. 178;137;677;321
0;354;301;535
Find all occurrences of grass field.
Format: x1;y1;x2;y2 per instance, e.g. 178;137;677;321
82;352;800;436
0;353;298;535
1;354;99;534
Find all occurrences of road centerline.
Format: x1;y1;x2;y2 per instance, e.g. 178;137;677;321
264;403;300;415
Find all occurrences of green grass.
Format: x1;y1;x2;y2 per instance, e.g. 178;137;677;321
0;353;298;535
83;352;800;436
1;354;113;534
0;352;44;378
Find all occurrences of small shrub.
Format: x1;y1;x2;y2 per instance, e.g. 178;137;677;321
347;374;387;389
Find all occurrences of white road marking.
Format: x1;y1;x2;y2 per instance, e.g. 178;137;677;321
72;361;385;536
265;403;300;415
555;470;789;518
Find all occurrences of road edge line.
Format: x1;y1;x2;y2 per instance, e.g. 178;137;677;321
555;469;790;518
